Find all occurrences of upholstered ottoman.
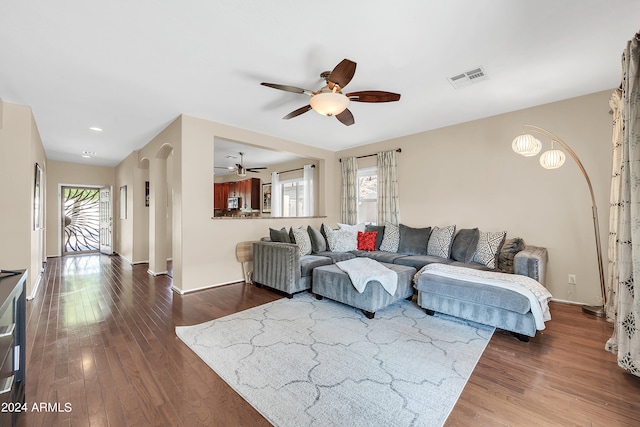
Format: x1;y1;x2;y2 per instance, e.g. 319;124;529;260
312;263;417;318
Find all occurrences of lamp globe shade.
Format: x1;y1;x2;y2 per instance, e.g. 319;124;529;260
512;134;542;157
539;149;566;169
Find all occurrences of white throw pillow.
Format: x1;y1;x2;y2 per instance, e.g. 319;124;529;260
338;222;366;232
379;222;400;252
290;227;312;256
324;226;358;252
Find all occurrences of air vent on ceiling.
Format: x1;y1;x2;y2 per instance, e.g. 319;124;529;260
448;66;488;89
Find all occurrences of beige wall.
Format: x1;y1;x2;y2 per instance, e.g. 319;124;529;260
115;151;150;263
45;160;116;257
139;115;339;293
0;101;47;297
337;90;614;305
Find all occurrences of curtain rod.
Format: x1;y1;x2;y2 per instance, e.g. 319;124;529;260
339;148;402;162
276;164;316;174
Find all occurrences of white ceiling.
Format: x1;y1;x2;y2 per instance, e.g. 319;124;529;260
1;1;639;167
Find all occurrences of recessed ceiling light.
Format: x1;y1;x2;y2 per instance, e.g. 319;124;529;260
89;127;103;132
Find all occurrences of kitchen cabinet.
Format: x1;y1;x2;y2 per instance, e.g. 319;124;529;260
214;183;229;210
243;178;261;210
214;178;260;213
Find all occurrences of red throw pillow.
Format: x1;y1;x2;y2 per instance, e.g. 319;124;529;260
357;231;378;251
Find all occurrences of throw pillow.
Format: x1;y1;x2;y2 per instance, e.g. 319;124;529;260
290;227;312;256
365;224;385;250
471;230;507;269
357;231;378;251
450;228;480;263
307;225;327;253
426;225;456;259
269;227;291;243
398;224;431;255
497;237;526;274
324;226;358;252
338;222;366;232
379;222;400;252
320;223;333;248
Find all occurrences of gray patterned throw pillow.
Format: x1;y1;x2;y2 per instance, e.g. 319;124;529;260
290;227;312;256
426;225;456;259
379;222;400;252
471;230;506;269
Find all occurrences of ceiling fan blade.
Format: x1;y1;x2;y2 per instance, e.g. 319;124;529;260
283;105;312;120
260;82;312;95
335;108;355;126
346;91;401;103
246;167;267;171
328;59;356;89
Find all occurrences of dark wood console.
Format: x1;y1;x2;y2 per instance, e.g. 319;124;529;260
0;270;26;427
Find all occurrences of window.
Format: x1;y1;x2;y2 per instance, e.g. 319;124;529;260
357;167;377;224
271;164;315;217
281;178;307;217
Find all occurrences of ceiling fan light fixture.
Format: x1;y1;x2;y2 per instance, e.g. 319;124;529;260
309;92;350;116
237;166;247;177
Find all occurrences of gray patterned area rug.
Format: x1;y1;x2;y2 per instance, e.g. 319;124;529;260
176;292;494;427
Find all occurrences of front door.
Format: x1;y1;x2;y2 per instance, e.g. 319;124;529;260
62;186;101;254
99;186;113;255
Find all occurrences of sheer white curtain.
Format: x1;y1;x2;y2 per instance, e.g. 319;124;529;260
606;33;640;377
377;150;400;225
341;157;358;224
302;164;314;216
271;171;281;217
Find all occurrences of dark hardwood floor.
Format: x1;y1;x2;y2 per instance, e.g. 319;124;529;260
16;254;640;426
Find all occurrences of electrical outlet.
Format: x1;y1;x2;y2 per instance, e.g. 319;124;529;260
568;274;576;285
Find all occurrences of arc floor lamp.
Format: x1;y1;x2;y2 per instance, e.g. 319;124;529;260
512;125;606;317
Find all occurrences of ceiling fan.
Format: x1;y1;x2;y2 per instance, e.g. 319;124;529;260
260;58;401;126
214;152;267;177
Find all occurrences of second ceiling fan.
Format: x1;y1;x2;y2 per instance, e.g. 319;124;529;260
215;152;266;177
261;58;401;126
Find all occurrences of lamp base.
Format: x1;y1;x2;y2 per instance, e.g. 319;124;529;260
582;304;606;317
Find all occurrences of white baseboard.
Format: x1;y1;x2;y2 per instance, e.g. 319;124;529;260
27;270;43;300
550;297;585;305
148;269;169;276
115;252;149;265
171;279;245;295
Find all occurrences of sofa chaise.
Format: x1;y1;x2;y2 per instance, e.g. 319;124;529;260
253;224;546;294
252;223;550;337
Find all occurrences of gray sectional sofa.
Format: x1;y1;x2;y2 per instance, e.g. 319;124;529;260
252;223;549;337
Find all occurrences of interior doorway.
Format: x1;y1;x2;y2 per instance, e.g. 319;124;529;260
61;186;101;254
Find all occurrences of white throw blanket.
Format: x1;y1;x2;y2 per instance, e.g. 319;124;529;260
415;264;553;330
336;258;398;295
